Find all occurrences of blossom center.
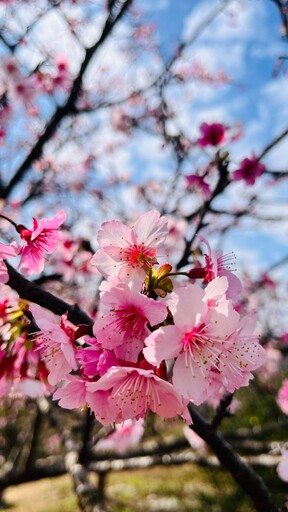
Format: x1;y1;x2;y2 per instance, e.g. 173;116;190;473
120;244;157;270
110;372;159;415
112;306;147;337
181;325;222;373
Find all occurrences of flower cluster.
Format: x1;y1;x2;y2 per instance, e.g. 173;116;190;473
21;209;265;426
0;209;266;425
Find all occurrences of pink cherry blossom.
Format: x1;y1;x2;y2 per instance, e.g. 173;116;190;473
0;241;20;284
185;174;211;199
17;210;66;275
90;210;168;281
183;425;207;454
144;278;265;404
257;344;282;384
93;281;167;362
30;303;77;386
232;156;265;185
95;418;144;454
277;448;288;482
53;374;87;409
86;366;185;425
197;122;226;147
277;379;288;415
0;333;52;398
189;236;242;302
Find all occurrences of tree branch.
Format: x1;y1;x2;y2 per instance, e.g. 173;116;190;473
6;262;93;325
188;405;283;512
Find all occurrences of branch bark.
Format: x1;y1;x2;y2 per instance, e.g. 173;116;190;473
6;262;93;325
188;405;283;512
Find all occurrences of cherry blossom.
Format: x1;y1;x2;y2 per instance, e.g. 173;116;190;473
86;366;185;425
90;210;169;281
0;333;52;398
30;304;77;386
53;374;88;409
144;278;265;404
277;379;288;415
189;236;242;302
95;418;144;454
232;156;266;185
185;174;211;199
197;122;226;147
0;242;20;284
93;280;167;362
277;448;288;483
17;210;66;275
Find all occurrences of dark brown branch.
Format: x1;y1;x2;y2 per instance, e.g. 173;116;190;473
176;155;230;270
188;405;282;512
6;262;93;325
258;126;288;161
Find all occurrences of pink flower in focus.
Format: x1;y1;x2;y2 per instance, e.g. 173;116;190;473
86;366;185;425
30;303;77;386
232;156;265;185
17;210;66;275
197;122;226;147
93;281;167;362
277;448;288;482
144;278;265;404
0;242;20;283
90;210;168;281
277;379;288;415
95;418;144;454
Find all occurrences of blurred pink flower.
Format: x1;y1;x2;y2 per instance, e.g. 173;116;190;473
53;374;87;409
232;156;265;185
277;448;288;482
185;174;211;198
95;418;144;454
277;379;288;415
197;122;226;147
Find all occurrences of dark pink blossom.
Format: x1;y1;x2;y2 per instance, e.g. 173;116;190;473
197;122;226;147
232;156;265;185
